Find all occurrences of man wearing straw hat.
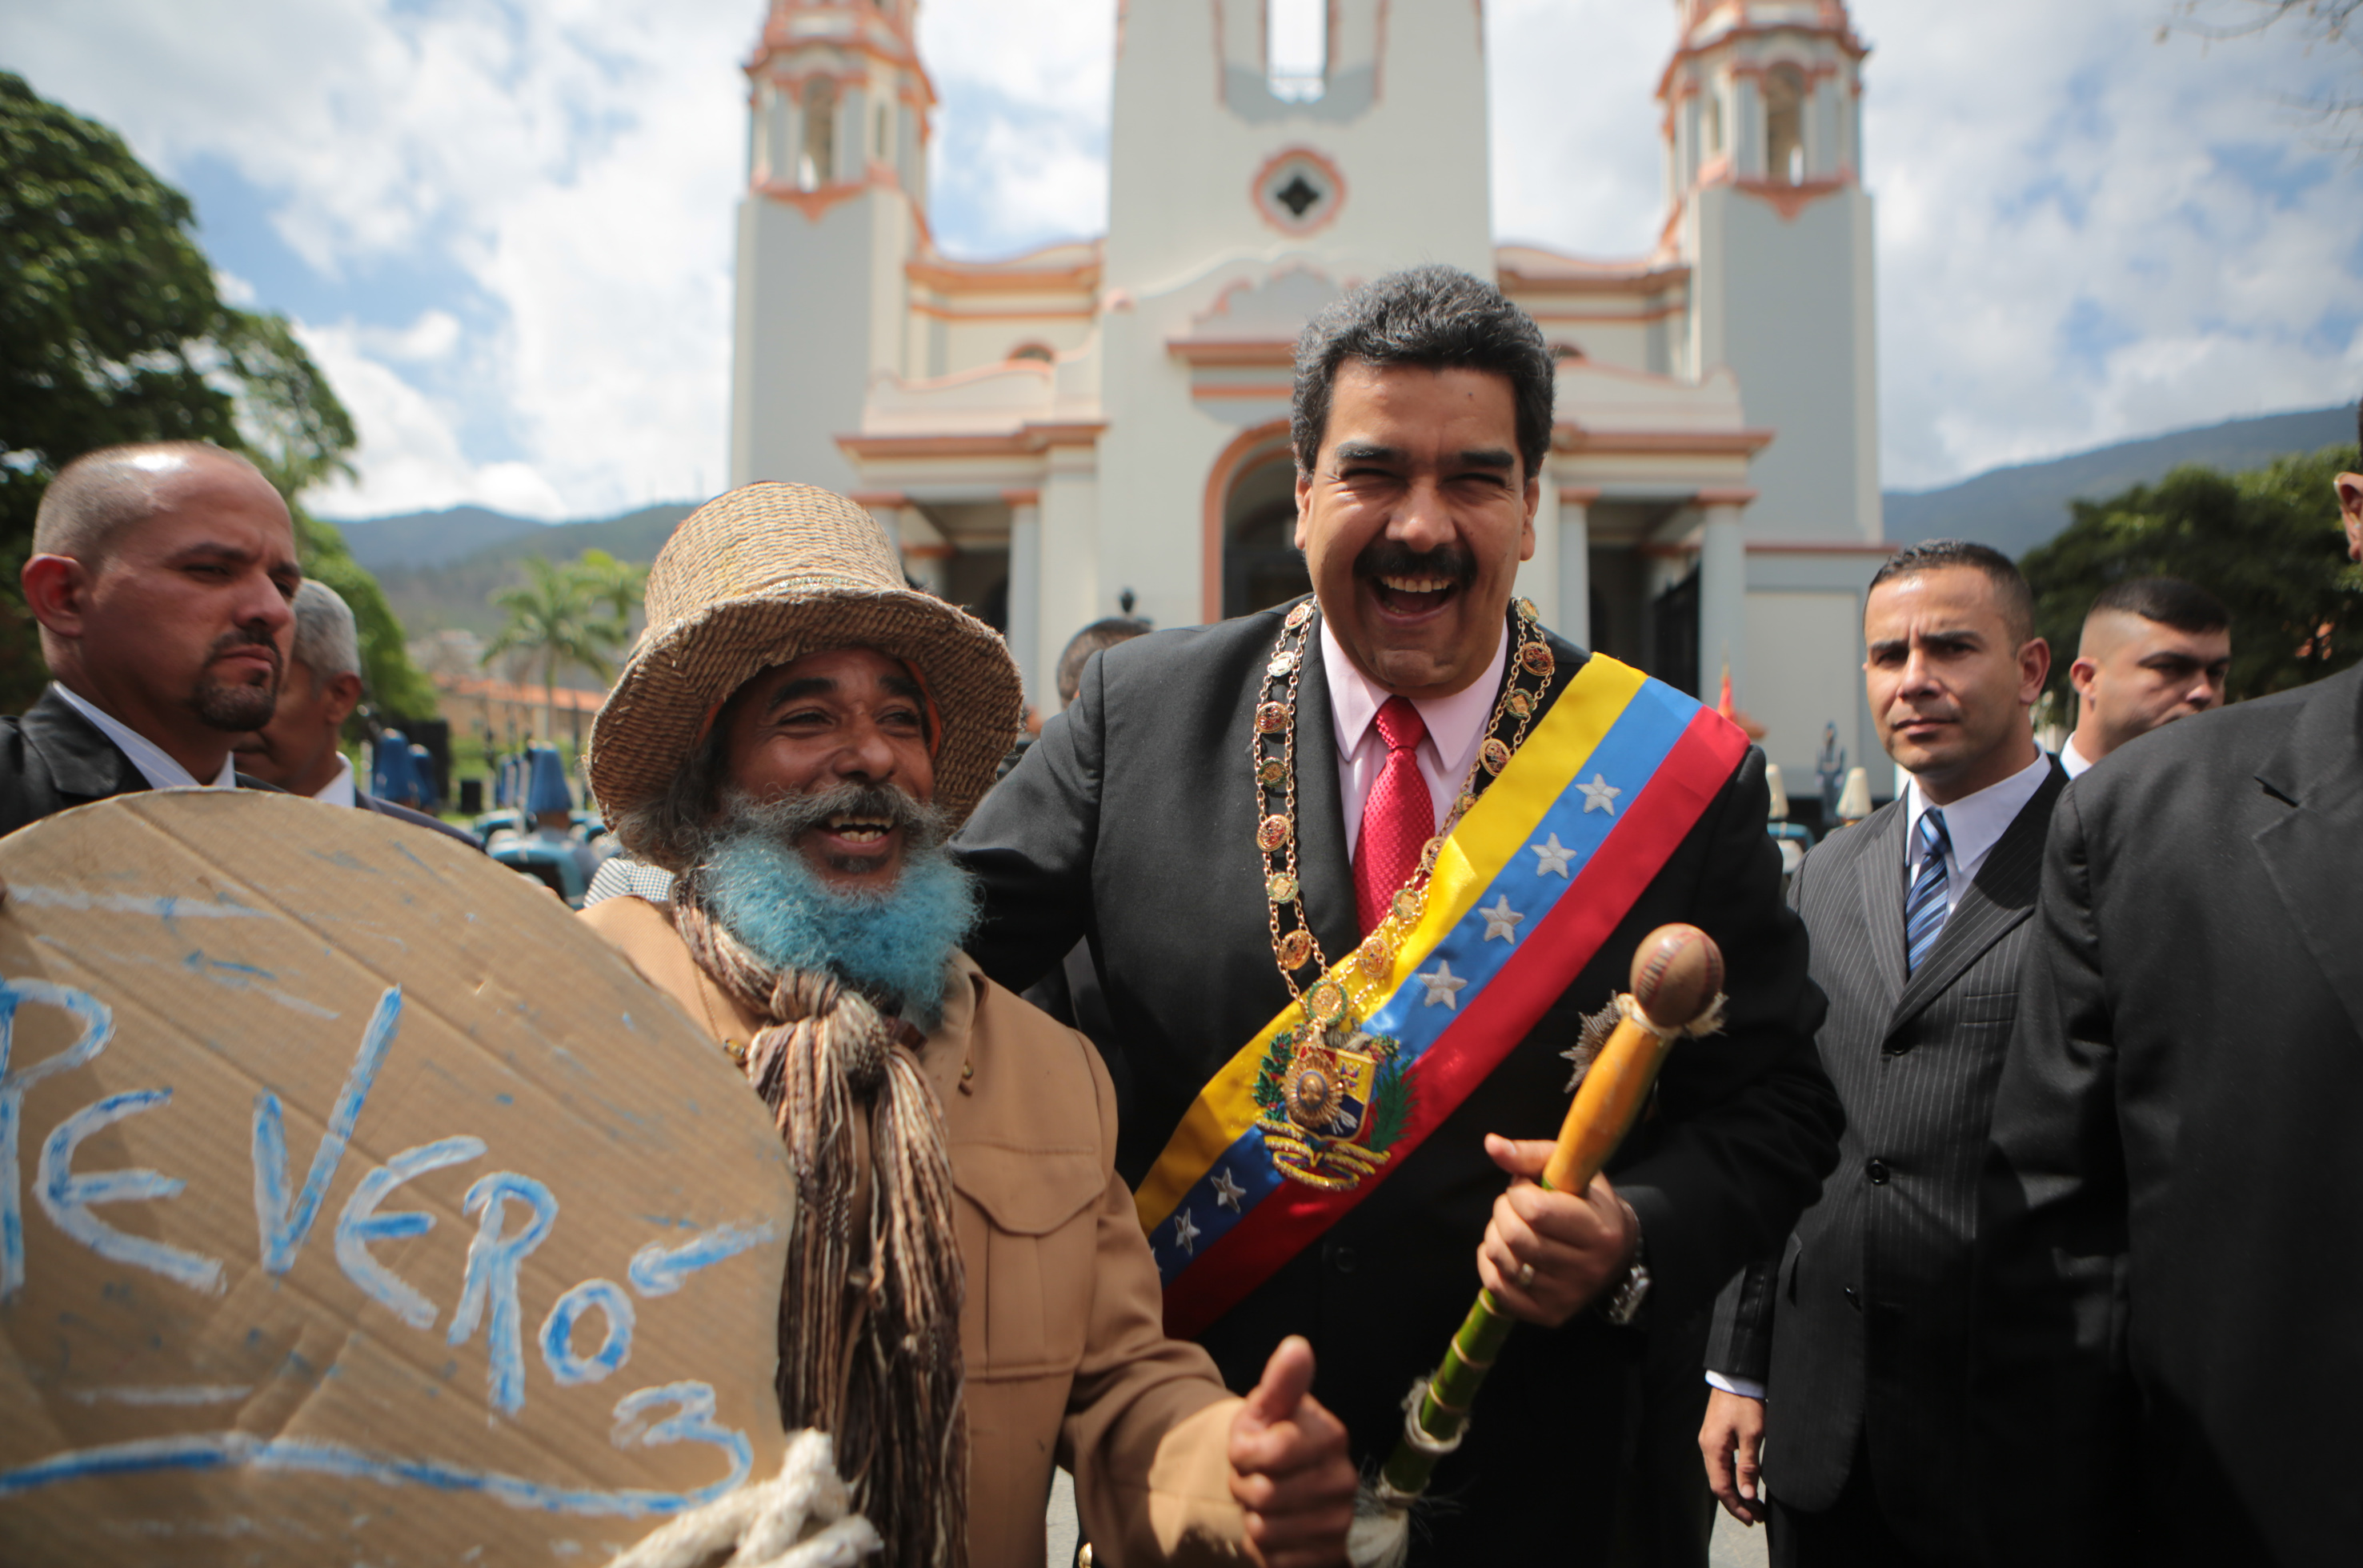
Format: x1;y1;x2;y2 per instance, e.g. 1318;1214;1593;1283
579;482;1356;1568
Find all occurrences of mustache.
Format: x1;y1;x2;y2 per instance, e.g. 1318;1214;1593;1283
1353;538;1474;588
711;782;950;854
206;624;282;672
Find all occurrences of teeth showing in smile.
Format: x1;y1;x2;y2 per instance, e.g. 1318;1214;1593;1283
1378;574;1454;595
824;814;895;844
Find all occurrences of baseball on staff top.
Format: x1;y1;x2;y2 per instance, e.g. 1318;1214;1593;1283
1628;923;1724;1030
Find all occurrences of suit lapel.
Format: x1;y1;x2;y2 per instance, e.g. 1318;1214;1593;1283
1885;765;2063;1038
1851;801;1910;1016
2250;663;2363;1038
21;686;146;802
1292;620;1361;960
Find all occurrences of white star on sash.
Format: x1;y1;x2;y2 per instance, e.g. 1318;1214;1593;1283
1578;774;1622;814
1480;894;1524;942
1416;960;1469;1009
1531;833;1574;877
1174;1209;1202;1256
1212;1166;1246;1212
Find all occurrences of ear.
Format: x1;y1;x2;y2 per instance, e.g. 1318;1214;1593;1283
2337;472;2363;563
1518;473;1540;563
2018;637;2052;706
2068;654;2101;699
20;554;90;637
1292;468;1313;553
322;670;364;727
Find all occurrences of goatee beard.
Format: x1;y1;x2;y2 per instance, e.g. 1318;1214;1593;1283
190;628;282;732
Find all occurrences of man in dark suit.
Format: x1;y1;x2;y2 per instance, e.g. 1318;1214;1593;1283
3;442;298;836
235;579;479;846
955;266;1840;1559
1699;541;2062;1566
1970;417;2363;1564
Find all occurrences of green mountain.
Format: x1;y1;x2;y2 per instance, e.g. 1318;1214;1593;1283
1882;405;2355;558
354;502;699;640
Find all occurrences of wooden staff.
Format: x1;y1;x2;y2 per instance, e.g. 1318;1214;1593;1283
1348;923;1726;1568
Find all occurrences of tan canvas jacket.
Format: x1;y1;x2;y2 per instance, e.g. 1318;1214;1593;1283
580;896;1250;1566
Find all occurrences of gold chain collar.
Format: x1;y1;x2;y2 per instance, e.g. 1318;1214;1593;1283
1252;598;1556;1034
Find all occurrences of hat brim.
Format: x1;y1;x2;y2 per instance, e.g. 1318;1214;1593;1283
587;587;1023;858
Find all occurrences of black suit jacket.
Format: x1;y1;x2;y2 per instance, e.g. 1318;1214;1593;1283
956;602;1840;1558
1706;762;2064;1559
0;685;292;835
1975;663;2363;1566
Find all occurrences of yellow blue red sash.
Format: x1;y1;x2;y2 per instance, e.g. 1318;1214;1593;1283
1135;654;1747;1338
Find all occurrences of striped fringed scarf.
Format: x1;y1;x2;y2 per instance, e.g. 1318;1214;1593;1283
675;891;968;1568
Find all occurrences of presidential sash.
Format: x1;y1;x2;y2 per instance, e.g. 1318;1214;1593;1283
1136;654;1748;1339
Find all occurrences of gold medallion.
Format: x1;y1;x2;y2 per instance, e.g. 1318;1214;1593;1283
1455;790;1479;819
1306;980;1347;1023
1285;600;1316;630
1480;737;1512;774
1266;871;1299;903
1267;650;1299;678
1256;814;1292;851
1276;929;1315;970
1356;934;1393;979
1505;689;1535;719
1256;702;1292;734
1418;837;1445;874
1391;886;1424;925
1516;596;1540;623
1258;758;1288;788
1520;642;1556;678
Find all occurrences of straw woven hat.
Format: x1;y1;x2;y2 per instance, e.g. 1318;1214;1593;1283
587;483;1023;844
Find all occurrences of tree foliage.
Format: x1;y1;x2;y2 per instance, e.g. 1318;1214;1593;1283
2021;445;2362;705
484;556;628;743
0;71;433;719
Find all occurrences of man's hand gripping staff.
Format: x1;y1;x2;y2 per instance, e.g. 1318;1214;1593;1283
1345;924;1728;1568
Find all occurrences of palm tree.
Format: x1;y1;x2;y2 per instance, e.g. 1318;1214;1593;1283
484;556;625;742
574;548;650;645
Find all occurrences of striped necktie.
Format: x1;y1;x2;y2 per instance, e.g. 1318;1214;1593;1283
1904;807;1952;974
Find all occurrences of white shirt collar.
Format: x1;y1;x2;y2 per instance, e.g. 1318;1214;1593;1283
2058;734;2095;779
1902;750;2053;914
314;754;358;808
50;682;237;792
1320;617;1508;786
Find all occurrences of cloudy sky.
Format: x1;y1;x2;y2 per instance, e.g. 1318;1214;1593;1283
4;0;2355;520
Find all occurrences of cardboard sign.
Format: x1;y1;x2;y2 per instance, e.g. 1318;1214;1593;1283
0;791;795;1564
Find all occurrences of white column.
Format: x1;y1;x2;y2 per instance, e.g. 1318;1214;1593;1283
1558;486;1596;650
1006;491;1043;710
1696;489;1753;704
1035;438;1101;702
898;506;951;598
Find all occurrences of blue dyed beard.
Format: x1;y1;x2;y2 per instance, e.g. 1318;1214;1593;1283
699;811;980;1030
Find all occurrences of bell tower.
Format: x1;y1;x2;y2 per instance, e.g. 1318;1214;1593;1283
730;0;933;494
1661;0;1880;543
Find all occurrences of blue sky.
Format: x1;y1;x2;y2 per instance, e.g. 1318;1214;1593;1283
2;0;2355;520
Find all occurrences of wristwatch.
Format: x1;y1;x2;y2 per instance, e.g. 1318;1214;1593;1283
1600;1200;1651;1326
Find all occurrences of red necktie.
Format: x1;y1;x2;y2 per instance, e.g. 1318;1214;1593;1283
1354;696;1434;938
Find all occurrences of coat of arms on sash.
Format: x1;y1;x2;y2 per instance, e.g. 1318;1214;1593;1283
1251;1023;1412;1190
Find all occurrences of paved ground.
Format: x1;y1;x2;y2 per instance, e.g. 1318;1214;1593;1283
1045;1469;1773;1566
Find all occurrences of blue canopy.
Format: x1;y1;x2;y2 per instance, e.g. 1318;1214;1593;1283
524;745;574;818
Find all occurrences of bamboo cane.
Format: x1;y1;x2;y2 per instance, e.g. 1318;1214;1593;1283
1348;923;1726;1566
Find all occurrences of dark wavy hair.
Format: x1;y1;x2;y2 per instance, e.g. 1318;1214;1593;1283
1291;266;1556;479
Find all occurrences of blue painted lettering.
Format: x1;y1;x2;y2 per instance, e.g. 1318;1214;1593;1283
0;979;116;1301
36;1090;225;1295
447;1172;558;1415
252;985;403;1274
539;1278;634;1386
626;1219;778;1298
334;1136;487;1330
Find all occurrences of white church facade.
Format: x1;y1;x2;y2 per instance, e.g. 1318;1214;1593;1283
728;0;1889;795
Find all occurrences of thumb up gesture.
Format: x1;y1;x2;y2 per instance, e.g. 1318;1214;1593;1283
1226;1335;1358;1566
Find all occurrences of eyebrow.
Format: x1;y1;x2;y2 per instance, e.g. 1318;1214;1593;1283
1329;442;1517;471
762;675;835;713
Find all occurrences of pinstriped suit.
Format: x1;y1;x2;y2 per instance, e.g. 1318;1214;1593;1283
1706;761;2065;1564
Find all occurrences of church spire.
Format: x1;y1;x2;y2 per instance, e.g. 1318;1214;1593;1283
743;0;932;216
1660;0;1868;212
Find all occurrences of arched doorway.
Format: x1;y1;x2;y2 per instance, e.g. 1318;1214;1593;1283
1221;445;1311;618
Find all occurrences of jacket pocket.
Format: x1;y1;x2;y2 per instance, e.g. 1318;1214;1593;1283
952;1144;1103;1379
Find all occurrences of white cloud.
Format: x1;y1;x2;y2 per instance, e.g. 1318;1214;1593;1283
5;0;2353;521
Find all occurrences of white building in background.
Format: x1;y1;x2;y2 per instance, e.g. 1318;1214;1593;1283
730;0;1888;795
